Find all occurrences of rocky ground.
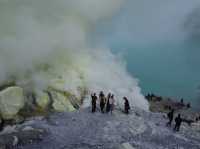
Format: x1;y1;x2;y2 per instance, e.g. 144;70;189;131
147;94;200;123
0;107;199;149
0;86;199;149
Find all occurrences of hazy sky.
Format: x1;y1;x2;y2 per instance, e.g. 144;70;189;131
96;0;200;44
95;0;200;105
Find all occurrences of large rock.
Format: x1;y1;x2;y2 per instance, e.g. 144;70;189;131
0;87;25;120
49;79;82;108
64;91;81;109
36;91;50;109
50;91;75;112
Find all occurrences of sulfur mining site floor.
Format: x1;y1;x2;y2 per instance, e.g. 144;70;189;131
2;107;200;149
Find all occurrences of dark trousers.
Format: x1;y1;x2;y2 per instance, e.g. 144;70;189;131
174;124;180;131
106;104;111;113
92;103;96;113
125;108;129;114
100;102;105;113
166;119;173;126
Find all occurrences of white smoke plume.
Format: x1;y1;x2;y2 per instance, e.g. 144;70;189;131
0;0;149;110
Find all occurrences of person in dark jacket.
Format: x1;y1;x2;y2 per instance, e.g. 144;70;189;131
99;91;106;113
106;93;111;113
91;93;97;113
166;109;174;127
123;97;130;114
174;114;182;132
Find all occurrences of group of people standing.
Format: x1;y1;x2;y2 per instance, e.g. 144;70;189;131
91;91;115;114
167;109;200;132
91;91;130;114
166;109;183;132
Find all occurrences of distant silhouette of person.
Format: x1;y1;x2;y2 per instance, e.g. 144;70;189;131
110;94;115;114
106;93;111;113
91;93;97;113
166;109;174;127
0;118;4;132
99;91;106;113
146;94;151;101
123;97;130;114
196;116;200;122
186;102;191;108
174;114;182;132
180;98;184;104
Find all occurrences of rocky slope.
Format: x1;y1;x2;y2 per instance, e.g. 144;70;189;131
1;107;199;149
0;84;82;128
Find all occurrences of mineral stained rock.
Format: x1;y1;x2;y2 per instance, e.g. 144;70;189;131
0;87;25;120
50;91;76;112
36;91;50;109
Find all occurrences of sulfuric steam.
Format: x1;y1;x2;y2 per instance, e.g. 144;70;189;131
0;0;149;110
